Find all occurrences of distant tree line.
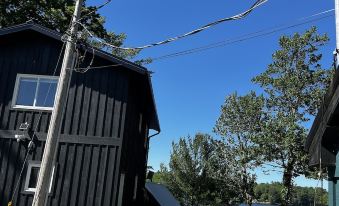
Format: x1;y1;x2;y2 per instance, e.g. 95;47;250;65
254;182;327;206
152;27;333;206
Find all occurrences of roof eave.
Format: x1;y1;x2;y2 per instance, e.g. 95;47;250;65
305;68;339;151
0;22;161;133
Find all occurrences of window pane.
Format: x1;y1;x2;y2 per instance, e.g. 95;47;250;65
16;78;37;106
35;79;58;107
28;167;40;188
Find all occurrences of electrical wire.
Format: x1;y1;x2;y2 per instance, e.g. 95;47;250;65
75;63;122;71
74;8;333;72
32;42;66;136
8;42;66;206
77;0;112;22
305;8;334;19
9;5;99;203
77;0;267;50
9;22;71;205
150;11;334;61
9;143;33;205
71;45;148;73
74;46;95;73
32;18;81;203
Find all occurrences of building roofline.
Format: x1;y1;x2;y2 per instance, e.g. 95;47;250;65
0;22;62;40
146;74;161;132
0;22;160;132
305;68;339;151
0;22;150;75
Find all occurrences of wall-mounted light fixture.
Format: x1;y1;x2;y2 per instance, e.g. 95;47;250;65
15;122;31;142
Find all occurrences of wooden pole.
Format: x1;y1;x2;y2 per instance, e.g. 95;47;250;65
32;0;83;205
328;2;339;206
335;0;339;69
328;2;339;205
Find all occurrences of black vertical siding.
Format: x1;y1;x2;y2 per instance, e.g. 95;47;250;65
0;32;60;133
47;143;120;206
119;73;150;206
61;66;129;138
0;138;45;206
0;29;154;206
0;31;129;139
0;138;121;206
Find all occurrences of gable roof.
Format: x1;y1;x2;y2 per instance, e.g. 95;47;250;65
0;22;160;132
0;22;149;74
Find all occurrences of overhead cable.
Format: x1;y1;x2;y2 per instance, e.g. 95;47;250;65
78;0;112;22
77;0;267;50
149;10;334;61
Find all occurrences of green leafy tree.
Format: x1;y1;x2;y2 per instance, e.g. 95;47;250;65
0;0;140;60
252;27;333;205
152;163;170;185
162;133;242;206
214;91;266;205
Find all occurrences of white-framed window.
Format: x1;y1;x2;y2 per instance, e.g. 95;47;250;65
24;161;55;193
12;74;59;110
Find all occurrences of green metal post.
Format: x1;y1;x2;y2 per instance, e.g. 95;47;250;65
329;166;335;206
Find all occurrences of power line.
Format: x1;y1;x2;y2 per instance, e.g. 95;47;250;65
149;10;334;62
74;9;334;72
78;0;112;22
77;0;267;50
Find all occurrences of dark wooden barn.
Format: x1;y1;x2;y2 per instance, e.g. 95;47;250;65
305;68;339;205
0;22;160;206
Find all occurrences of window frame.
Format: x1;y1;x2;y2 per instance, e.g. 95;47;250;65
12;74;59;111
24;161;41;193
23;161;55;194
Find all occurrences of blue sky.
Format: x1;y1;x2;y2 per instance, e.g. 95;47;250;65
89;0;335;187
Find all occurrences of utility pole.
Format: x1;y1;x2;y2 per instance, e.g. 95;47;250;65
32;0;83;205
335;0;339;69
328;2;339;206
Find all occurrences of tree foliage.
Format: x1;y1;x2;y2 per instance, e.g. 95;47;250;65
253;27;332;117
157;27;332;206
251;27;333;205
152;27;331;206
213;27;332;206
159;133;244;206
214;91;266;205
0;0;140;60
